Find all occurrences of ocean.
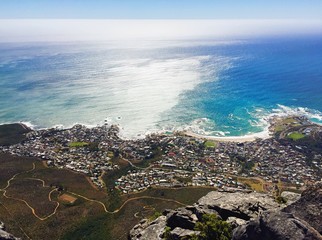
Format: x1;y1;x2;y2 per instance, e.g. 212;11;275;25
1;36;322;138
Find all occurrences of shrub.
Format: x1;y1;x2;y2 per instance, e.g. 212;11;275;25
193;214;232;240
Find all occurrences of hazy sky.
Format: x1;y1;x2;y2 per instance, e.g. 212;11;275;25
0;0;322;19
1;1;322;42
1;19;322;43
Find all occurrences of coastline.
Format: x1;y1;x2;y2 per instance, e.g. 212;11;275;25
1;120;271;143
183;130;271;142
1;112;320;143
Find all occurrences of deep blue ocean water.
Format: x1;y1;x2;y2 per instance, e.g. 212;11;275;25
1;36;322;138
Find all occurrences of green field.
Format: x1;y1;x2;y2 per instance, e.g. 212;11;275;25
204;140;216;148
288;132;305;141
68;142;89;147
273;117;301;133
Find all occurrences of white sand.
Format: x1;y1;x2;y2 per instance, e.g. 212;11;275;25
183;130;271;143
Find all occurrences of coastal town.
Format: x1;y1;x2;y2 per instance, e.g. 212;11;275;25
0;116;321;193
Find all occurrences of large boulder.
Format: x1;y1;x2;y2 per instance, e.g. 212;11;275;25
232;210;322;240
129;216;167;240
130;185;322;240
283;182;322;234
170;227;200;240
129;191;282;240
281;191;301;204
233;182;322;240
191;204;220;221
166;207;198;230
0;222;20;240
197;191;281;221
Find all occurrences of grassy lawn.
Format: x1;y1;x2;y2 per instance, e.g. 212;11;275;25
287;132;305;141
274;125;284;132
283;117;298;124
204;140;216;148
68;142;89;147
237;177;264;192
274;117;301;133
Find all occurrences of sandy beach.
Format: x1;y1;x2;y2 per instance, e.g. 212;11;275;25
183;130;271;142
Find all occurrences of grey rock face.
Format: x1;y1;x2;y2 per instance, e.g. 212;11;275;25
227;217;247;229
232;210;322;240
281;191;301;204
0;222;20;240
232;182;322;240
198;191;281;220
283;182;322;234
170;227;200;240
129;190;282;239
166;207;197;230
192;204;220;221
130;184;322;240
129;216;167;240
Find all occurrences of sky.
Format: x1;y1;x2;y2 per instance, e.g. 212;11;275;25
1;19;322;43
0;1;322;42
0;0;322;19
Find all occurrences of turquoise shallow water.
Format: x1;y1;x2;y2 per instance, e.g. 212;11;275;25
0;37;322;138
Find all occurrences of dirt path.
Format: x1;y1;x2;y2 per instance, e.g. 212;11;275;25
0;163;35;191
67;190;186;214
121;157;151;170
0;164;60;221
111;196;186;214
0;161;187;222
66;190;109;212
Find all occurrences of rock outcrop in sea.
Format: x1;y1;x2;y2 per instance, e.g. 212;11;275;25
129;182;322;240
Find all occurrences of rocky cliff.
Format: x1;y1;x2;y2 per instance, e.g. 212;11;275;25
130;182;322;240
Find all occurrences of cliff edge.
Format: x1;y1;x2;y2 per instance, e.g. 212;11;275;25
130;182;322;240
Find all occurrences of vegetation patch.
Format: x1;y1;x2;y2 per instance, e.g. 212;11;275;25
6;178;57;218
193;214;232;240
204;140;216;148
287;132;305;141
238;177;264;192
68;141;89;147
274;117;300;133
149;211;162;221
164;214;232;240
